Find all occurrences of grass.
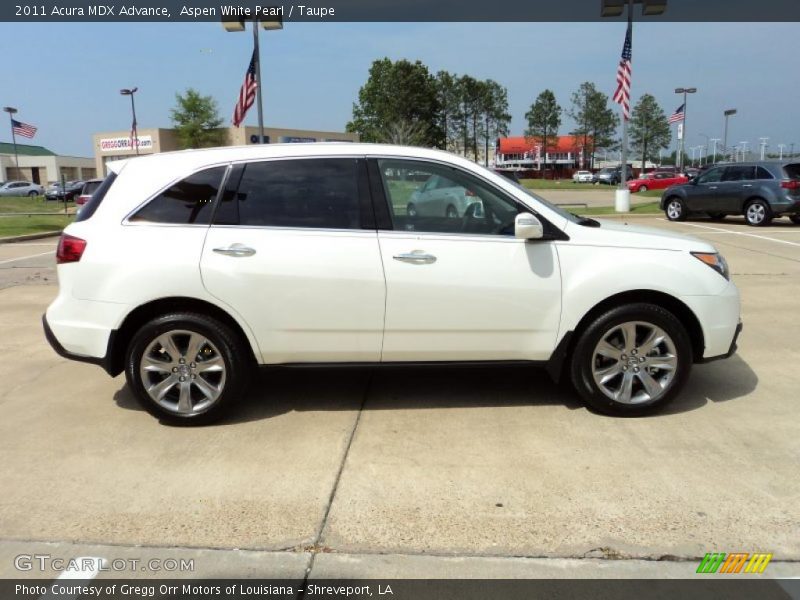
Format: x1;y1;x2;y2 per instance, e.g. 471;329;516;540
580;201;661;216
0;195;74;238
0;195;75;214
522;179;607;191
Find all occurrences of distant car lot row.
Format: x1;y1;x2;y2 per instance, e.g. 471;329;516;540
0;178;101;205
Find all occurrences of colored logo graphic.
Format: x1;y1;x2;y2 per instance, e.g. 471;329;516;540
696;552;773;574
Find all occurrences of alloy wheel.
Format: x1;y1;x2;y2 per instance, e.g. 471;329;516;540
667;200;683;220
591;321;678;405
139;329;227;415
746;202;765;225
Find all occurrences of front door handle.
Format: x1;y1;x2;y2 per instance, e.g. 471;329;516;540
213;244;256;257
742;184;753;188
709;186;718;190
393;251;437;265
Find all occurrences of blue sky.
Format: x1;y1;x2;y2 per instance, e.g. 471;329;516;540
1;22;796;157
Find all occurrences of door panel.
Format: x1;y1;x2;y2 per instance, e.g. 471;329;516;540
378;233;561;361
201;228;385;363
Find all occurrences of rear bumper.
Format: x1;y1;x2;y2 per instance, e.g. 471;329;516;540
43;314;116;374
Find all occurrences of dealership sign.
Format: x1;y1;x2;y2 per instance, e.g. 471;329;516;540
99;136;153;152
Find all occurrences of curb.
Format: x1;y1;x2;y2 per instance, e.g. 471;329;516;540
0;231;62;245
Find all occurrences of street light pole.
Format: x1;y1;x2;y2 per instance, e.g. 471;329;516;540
759;137;769;160
3;106;20;179
709;138;720;164
675;87;696;172
722;108;736;160
120;88;139;155
778;144;785;160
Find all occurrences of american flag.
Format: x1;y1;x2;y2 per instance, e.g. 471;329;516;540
11;119;37;139
612;19;632;121
232;50;258;128
669;104;685;123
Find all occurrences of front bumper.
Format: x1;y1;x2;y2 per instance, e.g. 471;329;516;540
698;321;742;363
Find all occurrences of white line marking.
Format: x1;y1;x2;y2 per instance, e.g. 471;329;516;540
0;250;53;265
37;557;105;600
656;219;800;247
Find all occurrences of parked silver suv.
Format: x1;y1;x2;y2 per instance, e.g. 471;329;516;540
661;161;800;226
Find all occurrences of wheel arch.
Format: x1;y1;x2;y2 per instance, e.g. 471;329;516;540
106;296;259;376
548;289;704;382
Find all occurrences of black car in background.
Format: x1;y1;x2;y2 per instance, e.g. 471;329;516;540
661;161;800;226
45;180;85;202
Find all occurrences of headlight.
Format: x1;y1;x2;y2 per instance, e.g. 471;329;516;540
691;252;730;280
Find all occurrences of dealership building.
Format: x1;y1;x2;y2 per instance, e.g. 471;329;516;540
93;126;359;175
0;142;96;184
494;136;593;171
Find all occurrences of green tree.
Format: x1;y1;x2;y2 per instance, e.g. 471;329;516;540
169;88;225;149
453;75;483;159
346;58;443;148
478;80;511;167
525;90;562;178
436;70;461;152
629;94;671;171
567;82;617;169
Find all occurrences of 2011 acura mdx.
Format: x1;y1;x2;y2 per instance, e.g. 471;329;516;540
44;144;742;424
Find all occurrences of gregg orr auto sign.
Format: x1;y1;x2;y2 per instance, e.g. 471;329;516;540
99;136;153;152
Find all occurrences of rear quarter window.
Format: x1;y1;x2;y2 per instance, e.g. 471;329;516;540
783;163;800;179
129;166;226;225
74;173;117;222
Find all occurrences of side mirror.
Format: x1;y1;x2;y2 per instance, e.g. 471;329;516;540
515;212;544;240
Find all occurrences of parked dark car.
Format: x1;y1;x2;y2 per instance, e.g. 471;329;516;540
46;180;84;202
76;178;104;206
661;161;800;226
593;166;633;185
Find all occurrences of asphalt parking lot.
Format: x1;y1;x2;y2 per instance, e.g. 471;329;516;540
0;215;798;580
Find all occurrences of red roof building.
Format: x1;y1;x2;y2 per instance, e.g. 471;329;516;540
495;135;593;171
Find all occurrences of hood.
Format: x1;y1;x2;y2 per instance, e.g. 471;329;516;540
564;218;716;252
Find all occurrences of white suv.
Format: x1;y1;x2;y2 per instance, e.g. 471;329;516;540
44;144;741;424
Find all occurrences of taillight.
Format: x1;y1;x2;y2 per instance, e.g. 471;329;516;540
781;179;800;190
56;234;87;264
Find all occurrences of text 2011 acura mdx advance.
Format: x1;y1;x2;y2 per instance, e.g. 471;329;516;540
44;144;742;424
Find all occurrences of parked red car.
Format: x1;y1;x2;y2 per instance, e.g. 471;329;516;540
627;171;688;193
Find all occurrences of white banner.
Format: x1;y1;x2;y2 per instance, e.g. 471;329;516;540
677;123;684;141
99;135;153;152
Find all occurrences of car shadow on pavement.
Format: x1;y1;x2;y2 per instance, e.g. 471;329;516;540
112;356;757;425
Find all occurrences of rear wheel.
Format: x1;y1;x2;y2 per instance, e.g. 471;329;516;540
125;312;251;425
406;203;418;218
569;303;692;416
789;215;800;225
446;205;458;218
27;190;38;197
638;185;648;193
665;197;688;221
744;199;772;227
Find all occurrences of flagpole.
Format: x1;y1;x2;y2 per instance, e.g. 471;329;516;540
3;107;20;179
252;20;265;143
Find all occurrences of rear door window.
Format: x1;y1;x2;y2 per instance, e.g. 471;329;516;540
129;166;226;225
756;166;774;180
213;158;362;230
722;166;755;181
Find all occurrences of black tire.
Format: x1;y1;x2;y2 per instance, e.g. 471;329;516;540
406;203;417;218
664;197;688;221
125;312;251;425
569;303;693;417
744;199;772;227
709;213;726;221
790;215;800;225
27;190;38;197
446;205;458;218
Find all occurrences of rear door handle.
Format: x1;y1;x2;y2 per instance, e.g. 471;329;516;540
709;186;718;190
393;251;437;265
213;244;256;257
742;184;753;188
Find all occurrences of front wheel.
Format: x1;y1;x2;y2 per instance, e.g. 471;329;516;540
744;199;772;227
406;203;418;218
28;190;38;197
665;197;688;221
638;185;648;193
569;303;692;416
446;205;458;218
125;312;251;425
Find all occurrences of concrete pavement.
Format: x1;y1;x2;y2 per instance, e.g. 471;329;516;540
0;217;798;579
